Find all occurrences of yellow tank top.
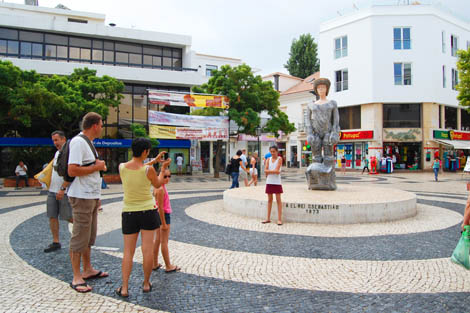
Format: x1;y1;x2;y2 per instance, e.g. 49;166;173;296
119;163;154;212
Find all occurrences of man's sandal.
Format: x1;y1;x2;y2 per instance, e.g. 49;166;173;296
83;270;109;280
70;282;91;293
115;286;129;298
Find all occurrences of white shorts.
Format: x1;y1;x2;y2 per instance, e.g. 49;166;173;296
249;168;258;176
239;170;248;180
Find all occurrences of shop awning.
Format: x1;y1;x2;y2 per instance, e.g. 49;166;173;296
433;139;470;150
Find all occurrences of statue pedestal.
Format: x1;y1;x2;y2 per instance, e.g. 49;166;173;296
305;162;336;190
223;185;417;224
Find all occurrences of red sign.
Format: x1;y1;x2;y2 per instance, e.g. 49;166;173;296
450;130;470;141
340;130;373;141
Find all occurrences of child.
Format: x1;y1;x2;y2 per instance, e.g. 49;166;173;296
153;168;181;273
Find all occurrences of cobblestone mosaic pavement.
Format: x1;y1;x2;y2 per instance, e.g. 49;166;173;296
3;170;470;312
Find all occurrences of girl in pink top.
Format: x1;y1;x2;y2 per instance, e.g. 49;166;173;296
153;168;180;273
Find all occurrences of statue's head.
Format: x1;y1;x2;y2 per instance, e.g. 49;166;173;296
313;78;331;97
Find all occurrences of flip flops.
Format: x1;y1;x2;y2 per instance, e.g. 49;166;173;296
70;282;91;293
115;286;129;298
261;220;271;224
165;266;181;273
142;282;153;293
152;264;162;271
83;270;109;280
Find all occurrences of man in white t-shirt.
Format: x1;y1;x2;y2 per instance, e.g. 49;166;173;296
15;160;28;189
44;131;73;253
239;149;249;186
67;112;108;293
176;155;183;175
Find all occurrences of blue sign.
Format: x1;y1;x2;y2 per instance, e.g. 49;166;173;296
0;137;132;148
158;139;190;148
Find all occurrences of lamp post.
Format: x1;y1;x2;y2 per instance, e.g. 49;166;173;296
256;127;261;182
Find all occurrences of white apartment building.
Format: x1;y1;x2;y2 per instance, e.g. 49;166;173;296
0;1;245;174
283;3;470;171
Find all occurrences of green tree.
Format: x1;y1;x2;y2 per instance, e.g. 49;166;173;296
458;49;470;108
0;61;124;137
193;64;296;177
130;123;159;147
284;33;319;79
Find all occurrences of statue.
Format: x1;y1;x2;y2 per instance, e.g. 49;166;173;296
304;78;340;190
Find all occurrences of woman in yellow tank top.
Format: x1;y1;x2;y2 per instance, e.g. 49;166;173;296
115;138;170;298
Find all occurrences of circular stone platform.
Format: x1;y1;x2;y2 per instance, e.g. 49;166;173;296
223;184;417;224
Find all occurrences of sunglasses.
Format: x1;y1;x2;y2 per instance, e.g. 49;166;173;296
164;175;172;178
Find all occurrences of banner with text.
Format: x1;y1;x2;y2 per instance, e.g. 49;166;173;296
148;110;229;129
149;125;228;141
148;91;229;109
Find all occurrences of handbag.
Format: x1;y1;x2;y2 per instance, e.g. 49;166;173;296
451;225;470;269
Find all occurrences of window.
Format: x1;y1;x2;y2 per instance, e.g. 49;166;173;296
461;109;470;131
383;103;421;128
0;28;18;40
7;40;19;55
206;65;218;76
451;35;458;56
45;34;67;45
445;106;457;129
393;27;411;50
394;63;412;85
442;65;446;88
339;106;361;130
442;31;446;53
334;36;347;59
452;68;458;90
335;69;348;92
19;31;43;42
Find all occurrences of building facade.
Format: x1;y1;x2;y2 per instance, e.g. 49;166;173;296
0;2;243;174
318;3;470;170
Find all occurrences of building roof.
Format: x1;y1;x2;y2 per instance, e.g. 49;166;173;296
195;53;242;62
281;72;320;96
262;72;303;81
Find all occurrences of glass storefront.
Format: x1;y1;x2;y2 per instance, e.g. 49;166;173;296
335;143;368;169
383;142;421;170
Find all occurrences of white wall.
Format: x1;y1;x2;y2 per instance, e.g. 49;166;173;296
319;5;470;108
193;53;243;81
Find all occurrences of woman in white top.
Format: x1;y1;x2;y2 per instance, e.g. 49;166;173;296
262;146;283;225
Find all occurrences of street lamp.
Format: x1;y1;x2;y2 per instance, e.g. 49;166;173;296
256;127;261;182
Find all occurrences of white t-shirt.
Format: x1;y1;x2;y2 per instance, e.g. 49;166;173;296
15;164;27;176
239;154;247;171
49;150;65;194
176;156;183;166
67;134;101;199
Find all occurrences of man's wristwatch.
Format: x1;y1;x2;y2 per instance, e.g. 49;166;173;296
60;187;66;191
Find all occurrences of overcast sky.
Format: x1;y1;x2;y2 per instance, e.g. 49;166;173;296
6;0;470;75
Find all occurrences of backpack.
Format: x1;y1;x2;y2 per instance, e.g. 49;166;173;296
225;159;233;175
55;134;99;182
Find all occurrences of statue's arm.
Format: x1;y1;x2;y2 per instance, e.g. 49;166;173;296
329;101;341;144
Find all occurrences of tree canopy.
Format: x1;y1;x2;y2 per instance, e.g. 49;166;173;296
0;60;124;138
192;64;295;137
284;33;319;79
458;49;470;109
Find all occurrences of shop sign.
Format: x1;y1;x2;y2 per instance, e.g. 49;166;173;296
149;111;229;128
433;130;450;139
148;90;229;109
238;134;277;142
450;130;470;141
149;125;228;141
383;128;422;142
340;130;373;141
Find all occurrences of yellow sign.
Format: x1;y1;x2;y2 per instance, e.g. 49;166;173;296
149;125;176;139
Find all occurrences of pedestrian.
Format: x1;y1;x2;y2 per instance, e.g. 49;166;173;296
239;149;249;187
176;154;183;175
341;155;346;175
67;112;108;293
433;156;441;181
44;131;73;253
15;160;29;189
362;156;369;174
247;152;258;187
115;139;170;298
262;146;283;226
153;167;181;273
229;150;245;189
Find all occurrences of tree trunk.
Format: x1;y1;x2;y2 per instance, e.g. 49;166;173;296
214;139;222;178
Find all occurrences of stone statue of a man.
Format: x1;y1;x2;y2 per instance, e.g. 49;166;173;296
304;78;340;190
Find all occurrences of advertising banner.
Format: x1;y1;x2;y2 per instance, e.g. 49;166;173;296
149;125;228;141
450;130;470;141
433;130;450;139
237;134;277;142
148;91;229;109
148;110;229;128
